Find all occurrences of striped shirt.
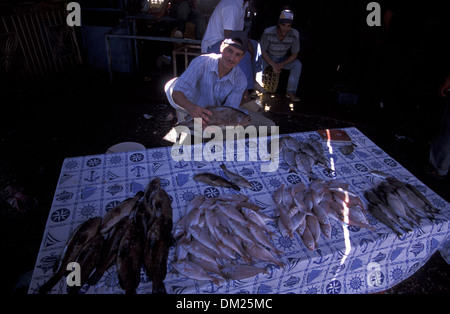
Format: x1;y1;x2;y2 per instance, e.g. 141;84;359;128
260;26;300;59
173;53;247;110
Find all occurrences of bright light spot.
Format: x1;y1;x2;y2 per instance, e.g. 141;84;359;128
325;129;335;171
163;127;187;144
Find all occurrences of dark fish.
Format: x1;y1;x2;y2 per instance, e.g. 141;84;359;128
151;187;173;222
368;204;403;238
117;221;144;294
177;106;251;130
99;191;144;234
143;178;162;208
38;216;102;294
405;183;440;213
220;164;253;189
87;216;132;286
68;234;105;294
193;173;240;191
143;216;173;294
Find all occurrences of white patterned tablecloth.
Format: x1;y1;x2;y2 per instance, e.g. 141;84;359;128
28;127;450;294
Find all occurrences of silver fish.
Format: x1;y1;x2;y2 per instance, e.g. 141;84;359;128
281;136;300;151
300;226;315;251
216;201;248;224
282;148;298;173
295;151;315;178
189;225;221;255
240;207;273;234
172;260;222;286
221;264;269;281
306;215;321;247
278;203;294;238
182;240;220;264
215;194;249;203
242;241;284;268
247;222;282;255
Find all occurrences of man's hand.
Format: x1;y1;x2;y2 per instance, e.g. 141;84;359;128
188;105;213;129
172;90;213;128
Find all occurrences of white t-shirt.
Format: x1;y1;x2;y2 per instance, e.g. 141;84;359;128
201;0;247;53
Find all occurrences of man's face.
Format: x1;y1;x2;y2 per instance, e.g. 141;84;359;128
219;43;245;71
278;23;292;37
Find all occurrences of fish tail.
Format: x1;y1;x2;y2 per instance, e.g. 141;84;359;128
38;271;64;294
231;183;241;191
152;280;168;294
86;269;104;286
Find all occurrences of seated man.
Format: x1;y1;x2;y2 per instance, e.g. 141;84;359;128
260;10;302;101
173;31;275;130
143;0;206;39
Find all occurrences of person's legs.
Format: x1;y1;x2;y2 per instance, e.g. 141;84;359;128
171;1;189;35
430;99;450;176
188;9;206;40
283;59;302;95
237;52;254;90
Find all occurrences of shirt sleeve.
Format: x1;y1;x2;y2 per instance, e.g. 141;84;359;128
173;55;205;101
290;29;300;55
259;29;269;52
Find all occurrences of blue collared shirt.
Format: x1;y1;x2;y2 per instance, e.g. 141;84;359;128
173;53;247;110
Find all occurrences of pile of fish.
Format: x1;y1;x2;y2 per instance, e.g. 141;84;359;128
277;135;330;179
172;193;284;284
193;163;253;191
273;179;372;251
39;177;174;294
364;171;440;237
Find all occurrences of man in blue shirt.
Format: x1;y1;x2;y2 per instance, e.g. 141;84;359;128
174;31;275;130
173;31;247;128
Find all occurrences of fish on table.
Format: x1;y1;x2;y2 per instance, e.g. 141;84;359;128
193;172;241;191
38;216;102;294
39;176;176;294
176;106;251;131
364;173;440;237
220;164;253;189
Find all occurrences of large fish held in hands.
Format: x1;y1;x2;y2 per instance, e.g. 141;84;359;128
176;106;251;131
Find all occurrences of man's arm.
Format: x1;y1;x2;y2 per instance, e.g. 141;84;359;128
172;90;212;125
